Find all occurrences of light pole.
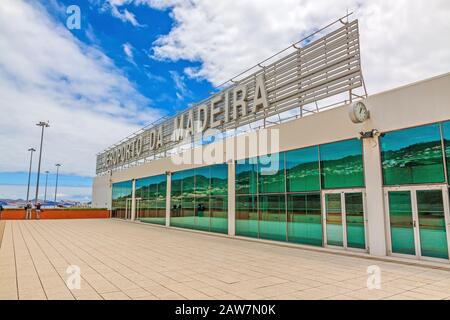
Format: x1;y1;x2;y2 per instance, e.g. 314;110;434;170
44;171;50;206
34;121;50;205
54;164;62;208
26;148;36;203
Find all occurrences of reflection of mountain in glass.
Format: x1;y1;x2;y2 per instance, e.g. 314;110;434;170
382;141;445;185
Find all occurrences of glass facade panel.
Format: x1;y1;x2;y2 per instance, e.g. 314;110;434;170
320;139;365;189
236;195;258;238
170;165;228;234
325;193;343;247
210;196;228;234
417;190;449;259
287;193;322;246
381;124;445;185
236;158;258;195
111;181;132;219
286;147;320;192
259;195;286;242
443;121;450;183
388;191;416;255
345;193;366;249
136;175;167;225
259;153;286;194
210;164;228;196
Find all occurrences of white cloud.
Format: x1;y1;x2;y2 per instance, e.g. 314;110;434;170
0;0;163;177
122;42;136;64
147;0;450;94
169;70;191;100
102;0;145;27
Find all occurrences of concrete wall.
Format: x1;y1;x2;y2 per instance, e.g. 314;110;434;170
0;209;109;220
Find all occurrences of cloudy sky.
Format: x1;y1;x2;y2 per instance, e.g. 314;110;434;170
1;0;450;201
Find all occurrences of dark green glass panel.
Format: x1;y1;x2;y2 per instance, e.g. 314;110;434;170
417;190;448;259
236;195;258;238
443;121;450;183
136;175;167;225
320;139;364;189
182;169;196;197
210;196;228;234
195;196;210;231
381;124;445;185
170;196;182;226
325;193;343;246
345;193;366;249
195;166;210;197
286;147;320;192
259;195;286;241
171;173;183;197
210;164;228;196
388;191;416;255
111;181;132;219
236;158;258;194
287;193;322;246
259;153;286;194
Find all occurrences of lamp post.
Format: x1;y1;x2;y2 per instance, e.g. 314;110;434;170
34;121;50;205
26;148;36;203
44;171;49;206
54;164;62;208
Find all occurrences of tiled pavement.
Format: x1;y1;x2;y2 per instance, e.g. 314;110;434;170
1;219;450;300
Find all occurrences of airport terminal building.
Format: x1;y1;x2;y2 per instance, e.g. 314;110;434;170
92;20;450;263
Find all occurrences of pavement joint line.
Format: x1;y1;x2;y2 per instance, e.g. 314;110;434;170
114;218;450;272
30;221;106;300
22;221;77;300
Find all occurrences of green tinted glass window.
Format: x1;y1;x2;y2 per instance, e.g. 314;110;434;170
236;158;258;194
381;124;445;185
259;153;286;194
345;193;366;249
236;195;258;238
136;175;167;225
210;164;228;196
287;193;322;246
388;191;416;255
195;166;210;197
320;139;364;189
325;193;343;247
417;190;448;259
182;169;196;197
210;196;228;234
111;181;132;219
286;147;320;192
259;195;286;241
443;121;450;183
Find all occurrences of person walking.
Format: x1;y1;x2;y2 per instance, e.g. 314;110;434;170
25;202;32;220
0;204;4;220
36;202;42;220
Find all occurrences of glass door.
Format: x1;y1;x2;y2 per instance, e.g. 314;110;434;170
386;187;450;261
323;190;367;251
125;198;132;220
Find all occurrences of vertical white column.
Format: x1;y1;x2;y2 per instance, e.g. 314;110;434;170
363;138;387;256
228;160;236;237
166;172;171;227
131;179;136;221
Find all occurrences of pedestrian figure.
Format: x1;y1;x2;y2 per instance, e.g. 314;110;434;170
25;202;32;220
0;204;4;220
36;202;42;220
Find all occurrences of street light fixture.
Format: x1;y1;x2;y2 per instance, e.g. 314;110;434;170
26;148;36;203
54;164;62;208
34;121;50;205
44;171;50;206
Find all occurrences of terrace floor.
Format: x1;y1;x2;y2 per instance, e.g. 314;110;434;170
1;219;450;300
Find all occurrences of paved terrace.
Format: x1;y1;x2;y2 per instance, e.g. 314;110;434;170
1;219;450;300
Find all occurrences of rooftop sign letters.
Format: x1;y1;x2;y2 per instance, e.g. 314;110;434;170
97;19;363;174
